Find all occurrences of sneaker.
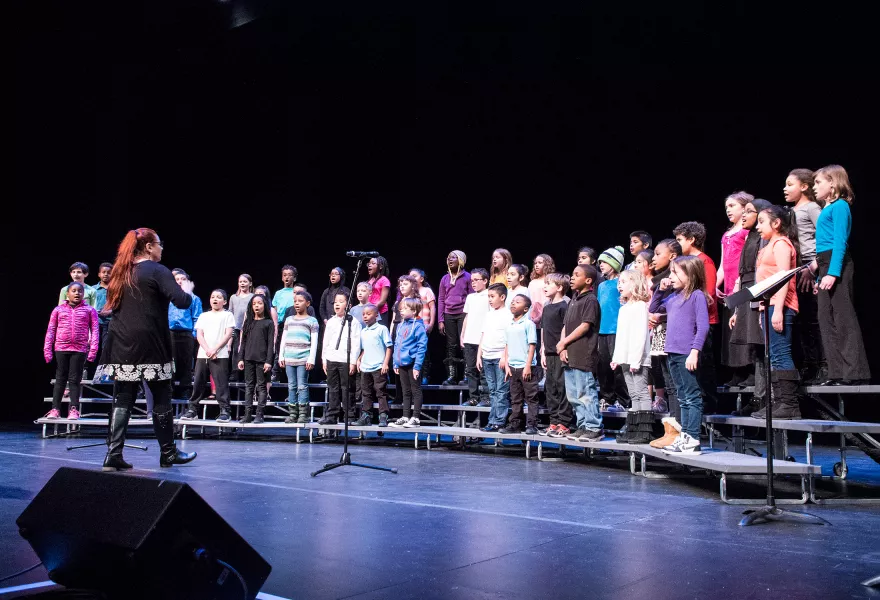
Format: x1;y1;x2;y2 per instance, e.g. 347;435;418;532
63;388;70;398
548;425;570;438
599;399;609;412
607;401;626;413
317;416;336;425
146;411;153;421
67;407;80;420
578;429;604;442
389;417;409;428
284;416;296;424
481;424;501;432
179;410;198;420
216;412;231;423
539;424;558;436
44;408;61;419
566;427;587;440
355;412;372;426
403;417;420;428
477;399;491;407
524;426;539;435
663;432;702;455
378;413;389;427
462;398;480;406
498;426;522;434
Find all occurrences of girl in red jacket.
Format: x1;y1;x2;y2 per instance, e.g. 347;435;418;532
44;282;99;420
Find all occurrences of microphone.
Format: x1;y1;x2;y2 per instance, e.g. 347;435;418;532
345;251;380;257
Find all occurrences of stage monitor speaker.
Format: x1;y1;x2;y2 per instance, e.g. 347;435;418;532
16;467;271;600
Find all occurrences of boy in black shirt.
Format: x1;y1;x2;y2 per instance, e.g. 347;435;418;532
540;272;574;438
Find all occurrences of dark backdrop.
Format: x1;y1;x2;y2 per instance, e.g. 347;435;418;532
11;0;878;422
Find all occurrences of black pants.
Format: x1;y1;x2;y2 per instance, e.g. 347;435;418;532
597;334;629;405
325;360;351;418
229;329;242;380
243;360;269;409
532;329;545;383
171;330;195;396
817;251;871;381
443;313;465;367
115;379;172;414
659;355;680;420
697;324;720;414
52;351;86;411
508;367;539;429
397;365;423;417
545;354;573;427
463;343;488;402
188;358;231;413
795;280;825;372
650;355;666;389
361;370;389;414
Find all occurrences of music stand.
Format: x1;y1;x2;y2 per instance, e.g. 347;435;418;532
311;253;397;477
725;265;828;527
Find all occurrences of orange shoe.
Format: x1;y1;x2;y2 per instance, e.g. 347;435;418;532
649;417;681;448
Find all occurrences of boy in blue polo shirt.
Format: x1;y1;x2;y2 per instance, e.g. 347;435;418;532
500;293;539;435
355;304;393;427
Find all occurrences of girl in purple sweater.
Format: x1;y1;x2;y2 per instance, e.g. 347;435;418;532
438;250;472;385
648;256;709;455
44;282;99;420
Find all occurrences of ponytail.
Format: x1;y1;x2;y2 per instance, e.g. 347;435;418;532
760;206;801;265
104;228;159;313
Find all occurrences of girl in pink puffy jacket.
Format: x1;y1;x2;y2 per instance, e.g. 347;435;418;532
44;282;99;420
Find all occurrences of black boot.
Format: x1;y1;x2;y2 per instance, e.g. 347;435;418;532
627;411;655;444
152;409;197;467
239;402;252;424
441;360;456;386
103;406;133;471
754;370;801;420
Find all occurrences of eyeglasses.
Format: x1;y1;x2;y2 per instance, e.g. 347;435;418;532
743;209;757;215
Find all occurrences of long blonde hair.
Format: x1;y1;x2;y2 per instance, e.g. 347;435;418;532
815;164;855;205
618;270;650;303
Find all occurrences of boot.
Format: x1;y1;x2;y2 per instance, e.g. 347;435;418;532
456;358;468;386
297;404;309;424
239;402;253;424
628;411;655;444
102;406;133;471
285;403;299;424
650;417;681;448
153;409;197;467
753;371;801;420
616;411;636;443
441;360;457;386
253;406;265;424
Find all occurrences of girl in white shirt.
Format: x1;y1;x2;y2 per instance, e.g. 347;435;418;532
610;271;654;444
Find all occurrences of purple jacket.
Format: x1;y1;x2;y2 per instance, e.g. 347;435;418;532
438;270;473;321
44;302;100;362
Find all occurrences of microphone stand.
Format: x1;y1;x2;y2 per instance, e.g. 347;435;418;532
727;265;827;526
311;254;397;477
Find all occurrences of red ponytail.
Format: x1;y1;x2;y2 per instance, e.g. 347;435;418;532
104;228;159;313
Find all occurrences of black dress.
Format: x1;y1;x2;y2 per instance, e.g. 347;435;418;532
104;260;193;382
727;230;764;366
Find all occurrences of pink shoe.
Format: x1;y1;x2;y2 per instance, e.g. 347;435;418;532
68;407;80;420
44;408;60;419
63;388;70;398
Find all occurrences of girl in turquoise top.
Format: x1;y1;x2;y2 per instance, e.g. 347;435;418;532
810;165;870;384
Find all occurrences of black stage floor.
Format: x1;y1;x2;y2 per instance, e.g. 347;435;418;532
1;424;879;599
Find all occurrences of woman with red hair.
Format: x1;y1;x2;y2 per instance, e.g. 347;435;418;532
101;228;198;471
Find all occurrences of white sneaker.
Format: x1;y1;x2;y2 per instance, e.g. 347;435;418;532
662;432;702;455
403;417;420;428
389;417;409;428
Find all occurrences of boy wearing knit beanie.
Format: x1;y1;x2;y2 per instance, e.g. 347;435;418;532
596;246;631;410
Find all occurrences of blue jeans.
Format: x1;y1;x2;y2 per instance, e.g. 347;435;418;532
563;367;602;432
767;306;796;372
482;358;510;426
285;364;310;405
667;353;702;438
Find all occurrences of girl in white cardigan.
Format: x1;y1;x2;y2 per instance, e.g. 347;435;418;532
611;270;654;444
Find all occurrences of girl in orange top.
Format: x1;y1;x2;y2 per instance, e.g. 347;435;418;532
750;204;801;419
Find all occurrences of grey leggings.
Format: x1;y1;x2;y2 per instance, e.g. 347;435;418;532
622;365;652;411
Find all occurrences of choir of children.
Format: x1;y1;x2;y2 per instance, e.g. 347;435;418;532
43;166;870;455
